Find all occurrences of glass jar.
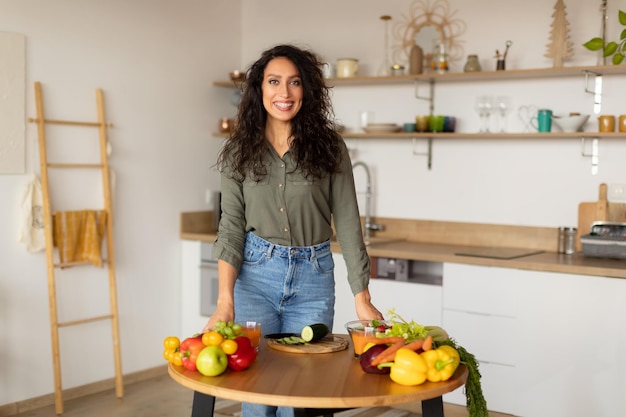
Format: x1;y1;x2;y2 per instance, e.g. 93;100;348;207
558;227;577;254
464;54;481;72
431;41;449;74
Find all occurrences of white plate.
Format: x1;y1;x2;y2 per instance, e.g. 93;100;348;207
363;124;401;133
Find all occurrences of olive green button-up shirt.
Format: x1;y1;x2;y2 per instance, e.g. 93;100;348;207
212;140;370;296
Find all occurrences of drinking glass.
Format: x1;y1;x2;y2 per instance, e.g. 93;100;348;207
495;96;511;132
475;96;493;132
243;321;261;351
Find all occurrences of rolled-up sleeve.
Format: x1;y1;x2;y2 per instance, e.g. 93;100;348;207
212;165;246;270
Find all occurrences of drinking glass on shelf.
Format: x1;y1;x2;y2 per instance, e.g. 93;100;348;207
475;96;493;132
495;96;511;132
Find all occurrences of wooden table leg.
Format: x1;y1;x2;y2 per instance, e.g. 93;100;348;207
422;396;444;417
191;391;215;417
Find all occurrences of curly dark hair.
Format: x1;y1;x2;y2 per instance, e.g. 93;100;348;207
217;44;343;182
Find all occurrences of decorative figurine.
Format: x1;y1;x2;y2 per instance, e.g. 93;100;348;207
545;0;574;67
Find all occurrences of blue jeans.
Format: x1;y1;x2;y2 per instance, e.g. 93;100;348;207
235;232;336;417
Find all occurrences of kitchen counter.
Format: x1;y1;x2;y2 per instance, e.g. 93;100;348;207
181;211;626;279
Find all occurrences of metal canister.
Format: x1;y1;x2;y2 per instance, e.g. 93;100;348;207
558;227;577;254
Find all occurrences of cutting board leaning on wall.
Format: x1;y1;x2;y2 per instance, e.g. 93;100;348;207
576;183;626;251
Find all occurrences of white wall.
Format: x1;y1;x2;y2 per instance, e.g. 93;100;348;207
1;0;625;408
241;0;626;227
0;0;241;406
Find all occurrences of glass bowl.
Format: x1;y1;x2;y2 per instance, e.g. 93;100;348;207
344;320;393;357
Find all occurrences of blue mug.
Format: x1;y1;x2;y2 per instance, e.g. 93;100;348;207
443;116;456;132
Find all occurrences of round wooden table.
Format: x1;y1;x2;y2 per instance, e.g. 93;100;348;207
168;335;468;417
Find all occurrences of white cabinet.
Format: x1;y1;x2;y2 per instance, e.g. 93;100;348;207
442;263;626;417
333;253;443;333
514;270;626;417
442;264;521;413
332;253;355;334
180;240;216;337
369;278;442;327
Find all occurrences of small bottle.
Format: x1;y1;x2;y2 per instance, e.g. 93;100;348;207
464;54;481;72
558;227;577;254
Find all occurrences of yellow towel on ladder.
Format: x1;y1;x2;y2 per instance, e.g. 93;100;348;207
52;210;107;267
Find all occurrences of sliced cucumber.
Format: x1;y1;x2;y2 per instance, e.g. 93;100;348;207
276;336;306;345
301;323;330;343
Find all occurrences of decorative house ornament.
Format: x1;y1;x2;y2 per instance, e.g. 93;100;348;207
545;0;574;67
392;0;466;68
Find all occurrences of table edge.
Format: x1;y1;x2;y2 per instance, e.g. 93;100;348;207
168;363;468;408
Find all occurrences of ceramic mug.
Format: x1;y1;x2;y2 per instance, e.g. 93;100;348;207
403;122;416;132
531;108;552;132
598;115;616;132
336;58;359;78
619;115;626;133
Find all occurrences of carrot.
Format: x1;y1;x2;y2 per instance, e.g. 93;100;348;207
402;337;425;352
400;334;433;352
420;335;433;351
370;339;406;366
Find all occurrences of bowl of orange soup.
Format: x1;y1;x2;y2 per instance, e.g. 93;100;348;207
345;320;394;357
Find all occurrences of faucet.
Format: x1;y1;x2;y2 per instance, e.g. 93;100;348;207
352;161;384;242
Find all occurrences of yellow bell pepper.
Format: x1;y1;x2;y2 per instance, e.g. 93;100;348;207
420;345;460;382
386;348;428;386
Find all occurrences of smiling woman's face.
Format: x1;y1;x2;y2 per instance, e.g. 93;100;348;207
261;57;303;124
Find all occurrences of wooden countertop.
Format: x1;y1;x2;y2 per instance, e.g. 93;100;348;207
181;212;626;280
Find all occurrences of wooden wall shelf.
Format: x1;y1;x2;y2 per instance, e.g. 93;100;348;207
213;64;626;88
213;132;624;139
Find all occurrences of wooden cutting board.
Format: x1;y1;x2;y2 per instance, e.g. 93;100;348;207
577;183;626;251
267;335;349;354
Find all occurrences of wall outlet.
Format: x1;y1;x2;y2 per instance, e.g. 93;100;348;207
608;183;626;202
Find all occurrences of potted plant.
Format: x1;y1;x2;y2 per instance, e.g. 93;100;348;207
583;9;626;65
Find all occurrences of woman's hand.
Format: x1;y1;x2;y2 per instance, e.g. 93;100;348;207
201;260;237;333
354;287;384;321
202;304;234;333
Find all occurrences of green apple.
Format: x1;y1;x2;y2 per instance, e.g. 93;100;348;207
195;346;228;376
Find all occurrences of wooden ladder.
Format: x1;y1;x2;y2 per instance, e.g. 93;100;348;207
29;81;123;414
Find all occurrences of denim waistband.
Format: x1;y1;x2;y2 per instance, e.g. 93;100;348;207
245;232;330;259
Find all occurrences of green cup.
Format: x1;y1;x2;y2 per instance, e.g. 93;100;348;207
429;115;445;132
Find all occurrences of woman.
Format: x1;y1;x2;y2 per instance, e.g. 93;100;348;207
203;44;383;417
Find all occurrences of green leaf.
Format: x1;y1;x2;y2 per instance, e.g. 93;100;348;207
604;41;618;57
613;53;624;65
619;10;626;25
621;28;626;41
583;37;604;51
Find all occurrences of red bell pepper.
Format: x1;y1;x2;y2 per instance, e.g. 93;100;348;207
180;335;205;371
227;336;257;371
